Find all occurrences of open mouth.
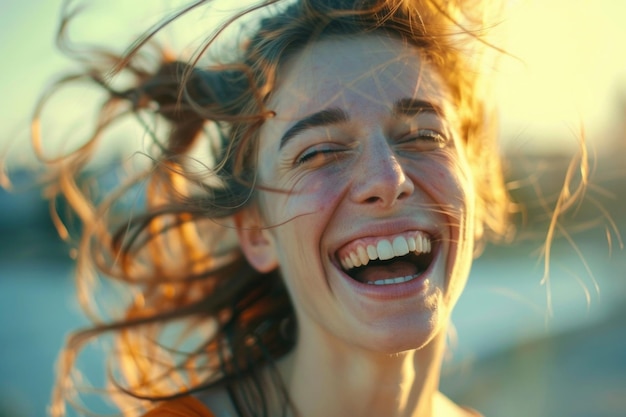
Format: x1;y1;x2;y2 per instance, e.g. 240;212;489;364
337;232;434;286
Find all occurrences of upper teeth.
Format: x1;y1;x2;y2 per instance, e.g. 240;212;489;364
339;232;431;271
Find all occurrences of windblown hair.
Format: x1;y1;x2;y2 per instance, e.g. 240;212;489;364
37;0;512;416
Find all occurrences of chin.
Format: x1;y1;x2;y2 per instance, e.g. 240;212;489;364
354;310;447;355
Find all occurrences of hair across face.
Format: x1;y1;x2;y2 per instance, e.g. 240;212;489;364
236;34;476;353
46;1;511;414
217;0;511;247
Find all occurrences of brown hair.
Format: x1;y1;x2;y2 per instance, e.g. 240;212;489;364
38;0;511;415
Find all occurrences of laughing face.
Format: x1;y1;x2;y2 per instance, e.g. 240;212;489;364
236;34;476;354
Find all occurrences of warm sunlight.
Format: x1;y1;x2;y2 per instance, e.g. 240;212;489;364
2;2;625;416
495;0;626;153
2;0;625;163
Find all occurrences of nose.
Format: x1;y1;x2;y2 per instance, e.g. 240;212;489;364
350;138;415;208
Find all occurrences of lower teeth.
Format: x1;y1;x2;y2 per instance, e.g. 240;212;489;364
366;274;420;286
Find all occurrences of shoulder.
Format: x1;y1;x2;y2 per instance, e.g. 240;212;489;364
435;392;485;417
141;396;216;417
462;406;485;417
141;389;239;417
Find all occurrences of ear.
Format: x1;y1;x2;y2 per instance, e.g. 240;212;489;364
233;204;279;273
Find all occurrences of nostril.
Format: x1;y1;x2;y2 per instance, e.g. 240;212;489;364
358;182;413;205
397;190;410;201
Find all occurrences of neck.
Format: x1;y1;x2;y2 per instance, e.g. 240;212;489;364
278;323;448;417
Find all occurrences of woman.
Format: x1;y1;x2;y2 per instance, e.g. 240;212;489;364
42;0;512;416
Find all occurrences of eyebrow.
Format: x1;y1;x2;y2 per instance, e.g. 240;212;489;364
393;98;440;117
279;108;349;149
278;98;441;149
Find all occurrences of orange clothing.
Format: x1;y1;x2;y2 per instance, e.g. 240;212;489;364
142;396;484;417
142;396;215;417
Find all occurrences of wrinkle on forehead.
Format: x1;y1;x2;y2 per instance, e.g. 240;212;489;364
257;34;458;176
269;34;450;117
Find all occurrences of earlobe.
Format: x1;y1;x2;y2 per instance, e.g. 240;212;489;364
234;205;279;273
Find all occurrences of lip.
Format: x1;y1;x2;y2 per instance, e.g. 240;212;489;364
329;219;440;258
329;219;442;301
332;239;440;301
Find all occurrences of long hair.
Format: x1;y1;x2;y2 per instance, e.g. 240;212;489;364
37;0;511;415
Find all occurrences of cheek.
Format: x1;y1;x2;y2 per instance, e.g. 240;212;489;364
258;172;349;293
259;175;347;303
261;169;350;227
413;150;475;217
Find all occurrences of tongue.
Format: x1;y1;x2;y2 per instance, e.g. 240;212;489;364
352;260;418;283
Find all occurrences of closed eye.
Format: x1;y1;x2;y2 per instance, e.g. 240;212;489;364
397;129;448;152
296;143;348;166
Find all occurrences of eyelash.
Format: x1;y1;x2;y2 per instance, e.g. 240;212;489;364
294;129;447;166
296;146;344;165
401;129;448;147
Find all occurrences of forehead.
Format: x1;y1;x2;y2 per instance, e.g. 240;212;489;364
266;34;451;121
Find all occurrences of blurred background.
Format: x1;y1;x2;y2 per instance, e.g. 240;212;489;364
1;0;625;416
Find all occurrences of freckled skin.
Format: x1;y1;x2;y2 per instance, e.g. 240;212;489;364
247;34;476;355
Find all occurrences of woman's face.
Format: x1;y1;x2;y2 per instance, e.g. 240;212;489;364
239;34;476;354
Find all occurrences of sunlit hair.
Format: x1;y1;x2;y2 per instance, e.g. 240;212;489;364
35;0;513;415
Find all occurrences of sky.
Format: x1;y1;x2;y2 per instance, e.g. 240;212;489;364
1;0;625;167
494;0;626;154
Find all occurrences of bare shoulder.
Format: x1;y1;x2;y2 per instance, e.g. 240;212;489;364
434;392;484;417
